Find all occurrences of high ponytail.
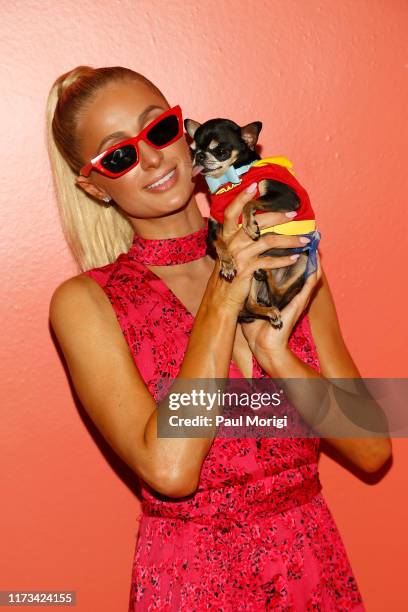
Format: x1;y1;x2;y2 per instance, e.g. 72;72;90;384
46;65;165;272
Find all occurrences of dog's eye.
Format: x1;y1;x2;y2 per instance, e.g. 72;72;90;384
215;144;231;159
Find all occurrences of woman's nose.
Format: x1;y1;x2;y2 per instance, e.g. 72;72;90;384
138;140;163;170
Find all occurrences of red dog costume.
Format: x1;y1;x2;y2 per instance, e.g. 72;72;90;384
208;156;317;236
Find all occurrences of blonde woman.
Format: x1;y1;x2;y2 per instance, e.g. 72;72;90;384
47;65;391;610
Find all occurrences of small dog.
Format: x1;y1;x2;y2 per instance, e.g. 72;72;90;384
184;116;321;329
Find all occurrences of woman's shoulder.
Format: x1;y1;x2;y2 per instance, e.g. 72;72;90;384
50;251;149;319
51;260;116;302
49;272;111;328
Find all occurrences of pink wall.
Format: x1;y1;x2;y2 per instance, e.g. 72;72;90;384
1;1;407;610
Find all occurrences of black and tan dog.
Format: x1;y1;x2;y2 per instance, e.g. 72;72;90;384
184;117;321;329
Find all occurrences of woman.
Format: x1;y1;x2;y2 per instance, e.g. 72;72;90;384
47;65;391;610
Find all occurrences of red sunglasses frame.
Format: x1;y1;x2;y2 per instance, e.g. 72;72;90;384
79;105;184;179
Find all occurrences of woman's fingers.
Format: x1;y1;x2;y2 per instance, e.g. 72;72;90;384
255;210;298;232
316;251;322;280
222;182;296;241
228;223;307;259
222;182;258;239
250;254;301;273
229;234;307;277
244;232;308;258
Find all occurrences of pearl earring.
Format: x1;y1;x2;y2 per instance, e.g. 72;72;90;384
102;196;112;203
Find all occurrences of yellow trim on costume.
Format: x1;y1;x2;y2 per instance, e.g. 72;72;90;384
238;219;316;235
216;182;240;196
252;156;296;176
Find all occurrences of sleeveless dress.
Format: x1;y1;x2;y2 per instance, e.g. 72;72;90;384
82;217;365;611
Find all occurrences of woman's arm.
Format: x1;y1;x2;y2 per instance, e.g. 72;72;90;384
264;269;392;472
306;269;363;377
49;269;240;499
50;199;303;498
309;269;392;469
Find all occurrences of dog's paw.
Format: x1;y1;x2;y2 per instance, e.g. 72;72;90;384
269;311;283;330
253;269;266;281
220;258;237;280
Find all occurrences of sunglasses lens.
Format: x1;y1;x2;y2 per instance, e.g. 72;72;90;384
147;114;180;147
101;145;137;174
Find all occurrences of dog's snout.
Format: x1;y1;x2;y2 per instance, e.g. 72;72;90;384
195;151;206;164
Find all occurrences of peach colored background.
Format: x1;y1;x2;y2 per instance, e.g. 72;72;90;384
1;1;407;610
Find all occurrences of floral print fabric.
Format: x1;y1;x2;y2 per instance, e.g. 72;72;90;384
82;222;365;611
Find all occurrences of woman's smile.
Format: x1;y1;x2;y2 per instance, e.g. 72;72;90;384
143;165;178;192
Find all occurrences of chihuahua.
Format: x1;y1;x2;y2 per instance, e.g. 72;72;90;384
184;116;321;329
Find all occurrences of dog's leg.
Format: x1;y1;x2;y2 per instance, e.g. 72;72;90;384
207;217;238;280
264;253;308;310
243;254;308;329
244;276;283;329
241;180;300;240
213;234;238;280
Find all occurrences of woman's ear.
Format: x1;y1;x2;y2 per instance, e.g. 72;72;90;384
75;175;110;202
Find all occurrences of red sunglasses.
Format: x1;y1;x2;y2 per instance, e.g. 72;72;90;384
79;105;184;179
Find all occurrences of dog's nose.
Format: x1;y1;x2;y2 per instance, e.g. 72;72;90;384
195;151;206;164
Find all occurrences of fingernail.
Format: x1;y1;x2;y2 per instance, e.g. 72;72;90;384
245;182;257;193
285;211;297;218
290;254;300;260
299;237;310;244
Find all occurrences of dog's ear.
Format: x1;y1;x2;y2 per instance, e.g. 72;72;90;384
240;121;262;150
184;119;201;139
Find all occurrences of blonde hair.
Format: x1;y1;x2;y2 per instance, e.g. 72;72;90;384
46;65;168;272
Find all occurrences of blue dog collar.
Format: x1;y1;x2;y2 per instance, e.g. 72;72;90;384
205;162;254;194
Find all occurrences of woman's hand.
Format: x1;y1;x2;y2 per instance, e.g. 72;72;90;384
207;182;309;315
240;252;322;367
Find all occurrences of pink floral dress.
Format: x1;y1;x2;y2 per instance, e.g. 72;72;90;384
82;218;365;611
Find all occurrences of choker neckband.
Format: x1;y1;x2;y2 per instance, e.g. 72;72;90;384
128;217;209;266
